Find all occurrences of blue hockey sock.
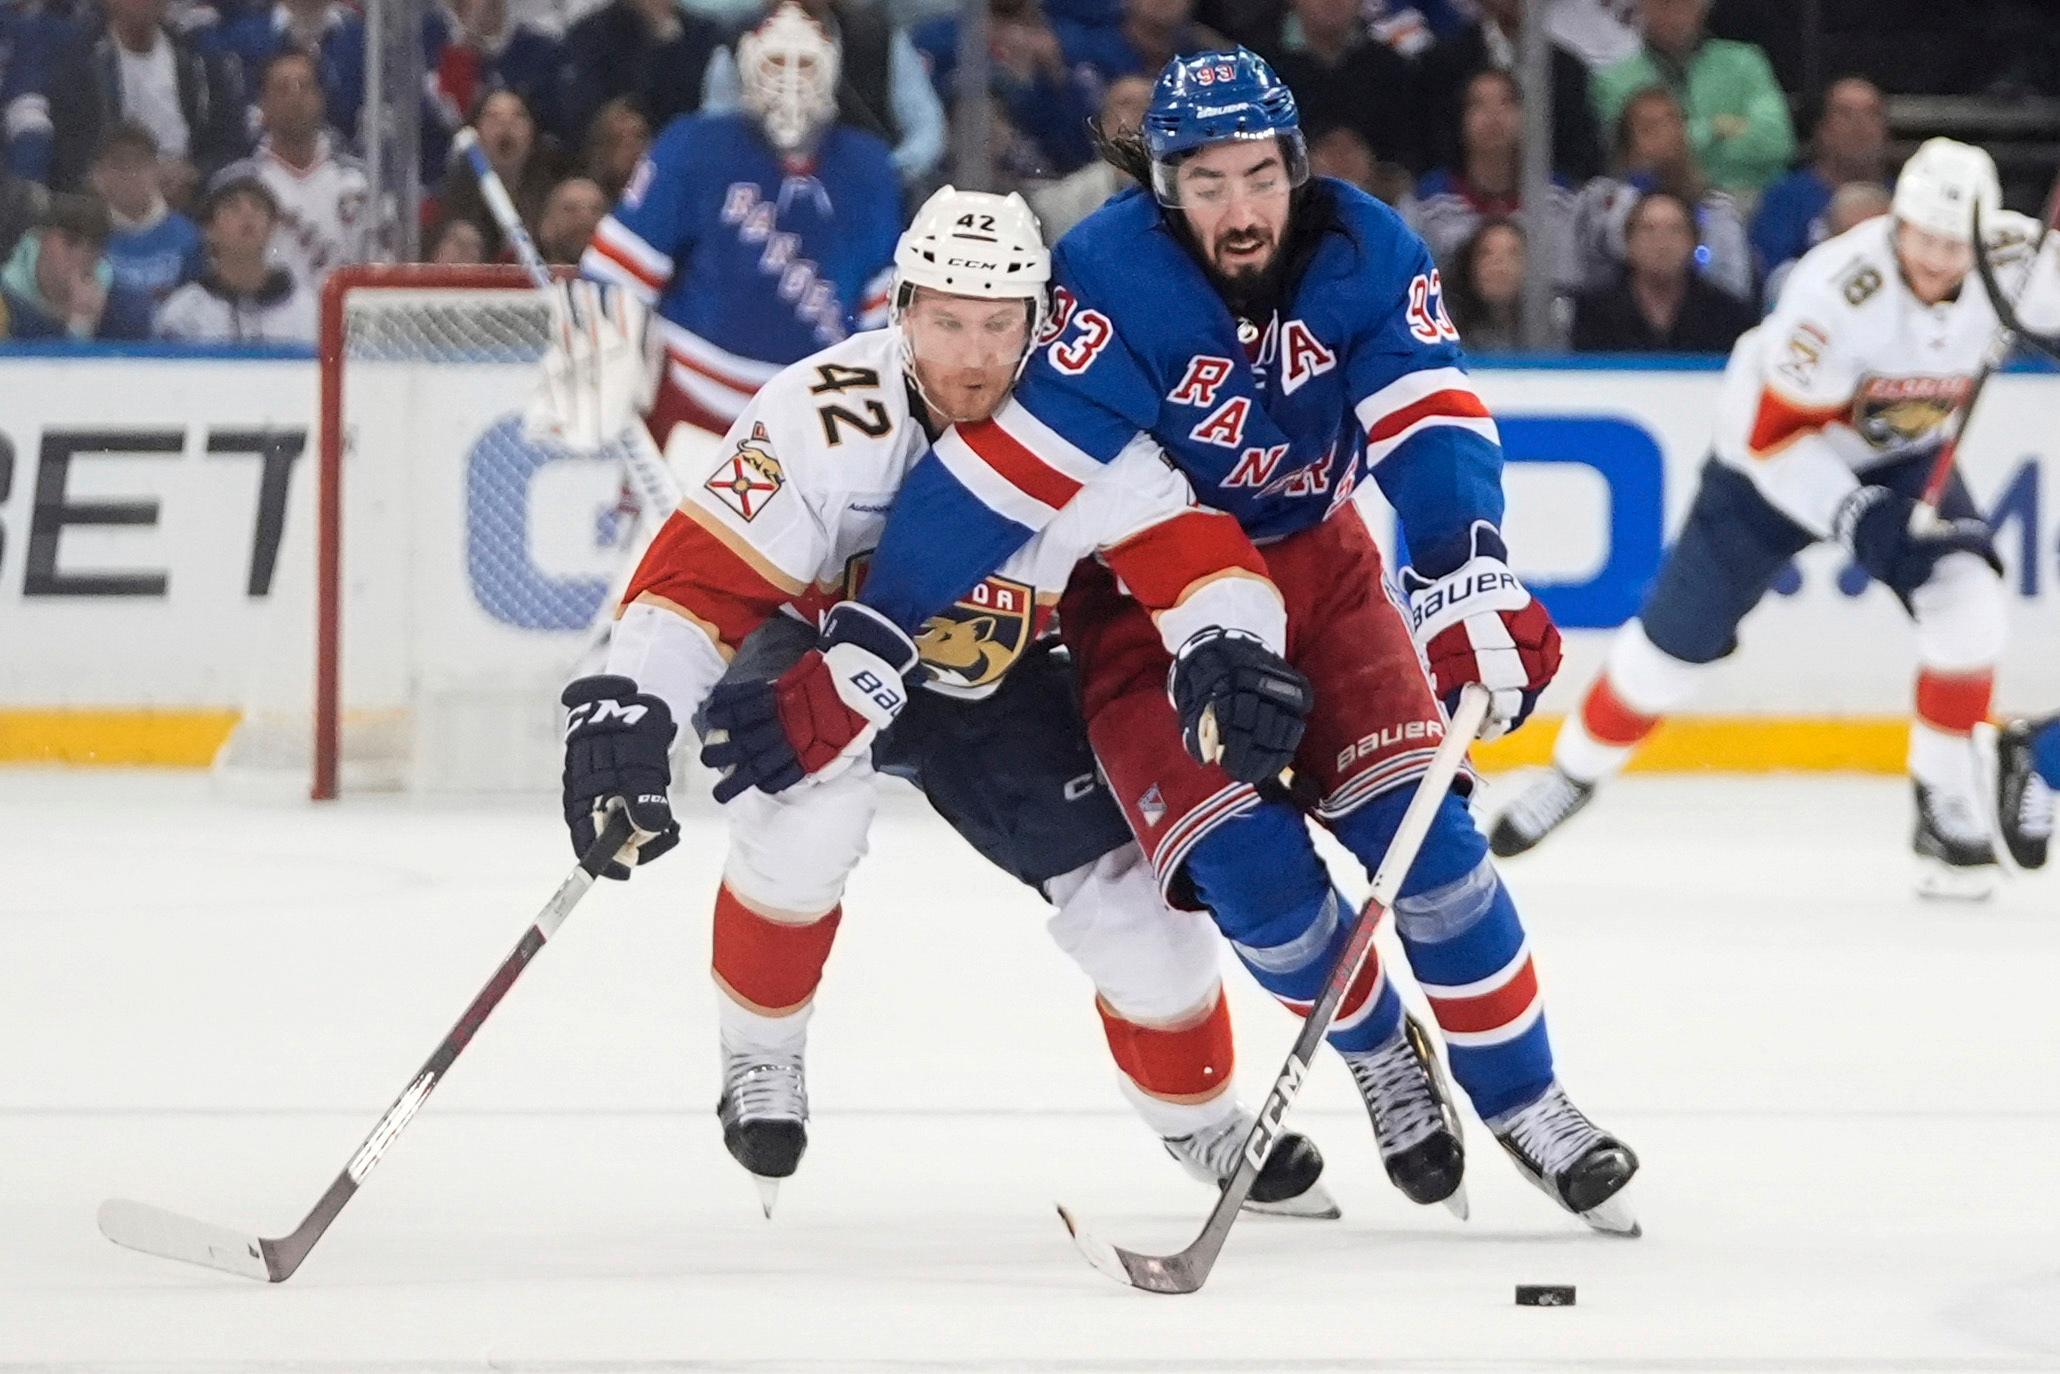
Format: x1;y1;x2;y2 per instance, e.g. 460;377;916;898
1332;789;1556;1121
2034;719;2060;788
1184;802;1404;1054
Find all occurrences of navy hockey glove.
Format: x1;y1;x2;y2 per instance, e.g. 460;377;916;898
699;601;919;803
1400;520;1562;740
1834;486;2002;595
1168;628;1312;785
562;674;680;880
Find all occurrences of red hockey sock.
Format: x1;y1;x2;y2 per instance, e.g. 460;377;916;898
1580;674;1661;748
1097;989;1234;1103
711;884;842;1016
1915;668;1993;736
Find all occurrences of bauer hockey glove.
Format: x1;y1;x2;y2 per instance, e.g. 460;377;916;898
1168;628;1313;785
699;601;919;803
526;279;660;454
1400;520;1562;740
1834;486;2003;595
562;674;681;880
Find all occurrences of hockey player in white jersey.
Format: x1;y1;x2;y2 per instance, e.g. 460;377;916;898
535;188;1338;1216
1491;139;2060;899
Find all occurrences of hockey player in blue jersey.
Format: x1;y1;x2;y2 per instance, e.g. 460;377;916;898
1980;715;2057;872
580;2;901;456
701;49;1641;1233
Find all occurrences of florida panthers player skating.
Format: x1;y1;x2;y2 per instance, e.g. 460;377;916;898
540;187;1342;1218
1493;139;2060;901
702;51;1641;1234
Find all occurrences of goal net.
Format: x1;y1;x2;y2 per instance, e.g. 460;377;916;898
217;264;643;798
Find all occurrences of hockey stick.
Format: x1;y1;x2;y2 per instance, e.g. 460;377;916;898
454;126;684;526
1057;683;1492;1294
97;809;636;1283
1910;202;2056;529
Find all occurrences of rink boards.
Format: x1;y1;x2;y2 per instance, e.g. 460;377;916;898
0;347;2057;772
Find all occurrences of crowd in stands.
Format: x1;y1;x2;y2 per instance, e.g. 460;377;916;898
0;0;2049;349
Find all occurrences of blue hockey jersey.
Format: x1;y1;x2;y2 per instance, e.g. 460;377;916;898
855;178;1507;633
580;111;902;429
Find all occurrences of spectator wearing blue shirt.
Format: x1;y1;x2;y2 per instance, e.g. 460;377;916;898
1750;77;1889;283
1055;0;1226;97
913;0;1098;176
562;0;722;140
423;0;569;173
0;193;154;340
218;0;366;146
89;122;201;305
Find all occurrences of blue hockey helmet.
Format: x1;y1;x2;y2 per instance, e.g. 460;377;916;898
1141;49;1309;207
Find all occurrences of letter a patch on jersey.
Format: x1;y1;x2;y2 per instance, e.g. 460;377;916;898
705;422;785;521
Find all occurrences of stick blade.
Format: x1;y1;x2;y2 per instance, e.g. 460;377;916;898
98;1198;278;1282
1055;1204;1204;1295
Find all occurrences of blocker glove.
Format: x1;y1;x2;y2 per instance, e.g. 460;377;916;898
1168;628;1313;785
1399;520;1562;740
699;601;919;803
562;674;680;879
1834;486;2002;595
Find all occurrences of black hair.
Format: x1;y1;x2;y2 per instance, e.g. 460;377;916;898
1445;216;1524;331
1090;122;1345;320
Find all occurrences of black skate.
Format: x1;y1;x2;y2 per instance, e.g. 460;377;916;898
1913;779;2000;901
1340;1013;1468;1217
1163;1109;1340;1219
1975;718;2054;872
1488;768;1595;858
716;1045;808;1217
1489;1082;1640;1237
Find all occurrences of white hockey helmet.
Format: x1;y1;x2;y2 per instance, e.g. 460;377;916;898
891;186;1052;344
1892;137;2001;242
737;3;839;154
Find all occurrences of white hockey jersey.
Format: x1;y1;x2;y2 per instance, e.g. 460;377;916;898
1712;211;2060;535
606;327;1286;726
218;134;370;290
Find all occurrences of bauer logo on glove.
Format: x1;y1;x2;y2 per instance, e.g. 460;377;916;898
1399;521;1562;741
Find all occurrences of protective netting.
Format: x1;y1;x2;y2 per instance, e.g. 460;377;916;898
343;289;552;366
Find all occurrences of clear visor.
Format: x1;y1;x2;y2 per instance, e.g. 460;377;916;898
1150;130;1309;208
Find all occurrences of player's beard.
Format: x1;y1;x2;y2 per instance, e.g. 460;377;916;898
1206;230;1288;320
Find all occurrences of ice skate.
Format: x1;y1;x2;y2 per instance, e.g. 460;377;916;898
1488;768;1596;858
1489;1081;1640;1236
1339;1013;1468;1217
1913;779;2000;901
1162;1109;1339;1219
716;1042;808;1217
1975;718;2054;872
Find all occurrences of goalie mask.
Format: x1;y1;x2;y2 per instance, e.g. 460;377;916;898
891;187;1052;424
738;3;839;154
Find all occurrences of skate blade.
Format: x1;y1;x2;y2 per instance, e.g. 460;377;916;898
1441;1180;1471;1221
751;1174;781;1219
1578;1189;1641;1238
1915;856;1999;902
1240;1180;1341;1220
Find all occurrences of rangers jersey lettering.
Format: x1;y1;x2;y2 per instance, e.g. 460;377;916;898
580;113;903;431
842;180;1510;635
1713;211;2060;535
608;329;1285;727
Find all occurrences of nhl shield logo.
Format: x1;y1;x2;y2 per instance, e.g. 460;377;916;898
705;422;785;521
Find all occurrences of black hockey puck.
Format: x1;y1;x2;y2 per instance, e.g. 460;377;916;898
1516;1285;1576;1307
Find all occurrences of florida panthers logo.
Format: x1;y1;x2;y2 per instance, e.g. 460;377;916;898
845;557;1039;690
704;422;786;520
1852;374;1971;449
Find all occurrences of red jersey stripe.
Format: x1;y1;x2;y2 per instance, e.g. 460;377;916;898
1365;388;1493;443
957;415;1088;512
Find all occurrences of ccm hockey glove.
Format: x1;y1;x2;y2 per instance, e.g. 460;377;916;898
1400;520;1562;740
562;674;680;880
699;601;919;803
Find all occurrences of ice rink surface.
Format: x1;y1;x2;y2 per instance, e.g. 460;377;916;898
3;768;2057;1372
